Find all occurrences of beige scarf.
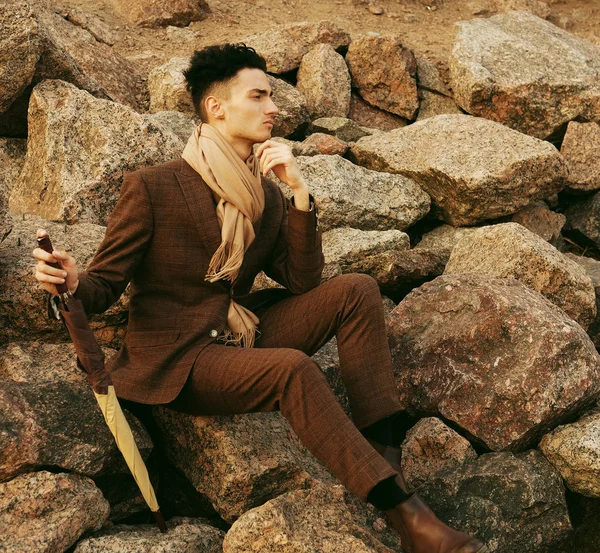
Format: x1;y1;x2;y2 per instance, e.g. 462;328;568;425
182;123;265;348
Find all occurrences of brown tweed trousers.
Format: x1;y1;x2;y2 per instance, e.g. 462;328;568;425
74;158;401;501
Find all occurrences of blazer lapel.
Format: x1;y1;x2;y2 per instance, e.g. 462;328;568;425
176;158;222;257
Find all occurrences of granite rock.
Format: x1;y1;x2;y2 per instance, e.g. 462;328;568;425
565;190;600;247
444;222;597;329
245;21;350;74
296;44;351;119
113;0;210;27
415;224;487;261
351;114;567;226
148;57;196;115
0;471;109;553
346;35;419;120
300;133;348;156
416;89;462;121
388;274;600;451
348;93;408;132
310;117;371;143
511;204;566;245
268;75;310;138
491;0;551;18
560;121;600;192
450;11;600;138
9;80;183;226
0;138;27;240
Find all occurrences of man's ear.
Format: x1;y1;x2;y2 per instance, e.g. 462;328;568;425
205;96;225;120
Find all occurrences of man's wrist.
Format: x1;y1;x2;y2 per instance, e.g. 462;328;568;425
69;279;80;295
291;185;310;212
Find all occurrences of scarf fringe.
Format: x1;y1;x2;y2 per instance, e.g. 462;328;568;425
218;327;260;349
205;242;245;283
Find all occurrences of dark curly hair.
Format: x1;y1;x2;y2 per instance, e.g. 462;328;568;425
183;43;267;121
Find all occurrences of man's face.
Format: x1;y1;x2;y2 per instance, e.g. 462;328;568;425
216;68;279;146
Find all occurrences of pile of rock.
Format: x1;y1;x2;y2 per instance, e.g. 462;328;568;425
2;2;600;552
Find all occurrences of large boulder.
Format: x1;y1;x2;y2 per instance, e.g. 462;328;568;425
222;483;402;553
148;57;196;115
0;3;143;137
74;517;224;553
444;223;596;329
387;274;600;451
565;190;600;248
153;408;334;523
510;204;566;246
400;417;477;490
0;376;152;482
244;21;350;74
540;412;600;498
310;117;371;143
268;75;310;138
417;451;571;553
415;89;462;121
449;11;600;139
0;216;128;348
0;471;109;553
284;155;429;231
296;44;351;119
351;114;567;226
415;224;487;262
346;35;419;120
113;0;210;27
9;80;183;226
560;122;600;192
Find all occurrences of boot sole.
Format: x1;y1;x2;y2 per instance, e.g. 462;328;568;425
475;546;491;553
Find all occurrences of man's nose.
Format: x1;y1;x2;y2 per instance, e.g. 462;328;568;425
266;98;279;115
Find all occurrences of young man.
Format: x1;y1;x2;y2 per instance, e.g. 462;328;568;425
33;44;488;552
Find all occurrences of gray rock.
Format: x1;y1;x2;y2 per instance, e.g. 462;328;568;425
74;517;224;553
245;21;350;74
148;57;195;115
0;216;128;348
388;274;600;451
323;228;410;275
0;3;144;136
0;471;110;553
444;222;597;329
289;155;430;231
539;412;600;497
222;482;403;553
63;7;118;46
310;117;371;143
415;52;451;96
346;35;419;120
401;417;477;490
511;204;566;246
565;190;600;247
348;93;408;132
296;44;351;119
450;11;600;138
417;451;571;553
153;408;335;522
113;0;210;27
9;80;183;226
147;110;197;143
561;121;600;192
268;75;310;138
416;89;462;121
351;114;567;226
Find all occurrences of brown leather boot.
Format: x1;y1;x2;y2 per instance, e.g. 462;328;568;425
385;492;489;553
367;439;409;493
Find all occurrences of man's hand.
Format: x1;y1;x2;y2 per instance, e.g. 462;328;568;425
256;140;310;211
32;229;80;296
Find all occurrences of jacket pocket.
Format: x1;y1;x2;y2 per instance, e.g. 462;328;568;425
127;329;181;348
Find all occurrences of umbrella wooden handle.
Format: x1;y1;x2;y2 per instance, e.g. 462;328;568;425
37;233;69;295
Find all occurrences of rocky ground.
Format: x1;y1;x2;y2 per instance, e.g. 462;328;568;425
2;0;600;552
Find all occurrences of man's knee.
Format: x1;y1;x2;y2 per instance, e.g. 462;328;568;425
280;349;326;389
330;273;380;302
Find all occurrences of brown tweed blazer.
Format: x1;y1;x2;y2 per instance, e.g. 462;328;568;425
74;158;324;404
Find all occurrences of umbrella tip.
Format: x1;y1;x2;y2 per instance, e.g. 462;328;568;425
36;228;48;238
153;510;168;533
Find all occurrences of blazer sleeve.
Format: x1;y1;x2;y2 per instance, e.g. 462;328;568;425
73;171;153;314
263;188;324;295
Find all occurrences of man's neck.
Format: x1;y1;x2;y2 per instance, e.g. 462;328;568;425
210;124;253;161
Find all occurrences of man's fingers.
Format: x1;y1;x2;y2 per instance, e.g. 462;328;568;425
35;268;65;285
255;140;274;158
36;260;67;278
263;155;287;176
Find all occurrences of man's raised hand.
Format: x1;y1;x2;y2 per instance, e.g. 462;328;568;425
32;229;80;296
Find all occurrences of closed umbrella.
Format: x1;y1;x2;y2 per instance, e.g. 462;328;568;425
37;231;167;533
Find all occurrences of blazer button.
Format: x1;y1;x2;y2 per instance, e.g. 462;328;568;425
209;329;218;338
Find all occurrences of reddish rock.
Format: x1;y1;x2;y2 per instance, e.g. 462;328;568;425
301;133;348;156
114;0;210;27
346;35;419;120
511;204;566;246
388;274;600;451
348;93;408;132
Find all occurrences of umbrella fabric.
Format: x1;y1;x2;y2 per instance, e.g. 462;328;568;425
95;385;159;513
